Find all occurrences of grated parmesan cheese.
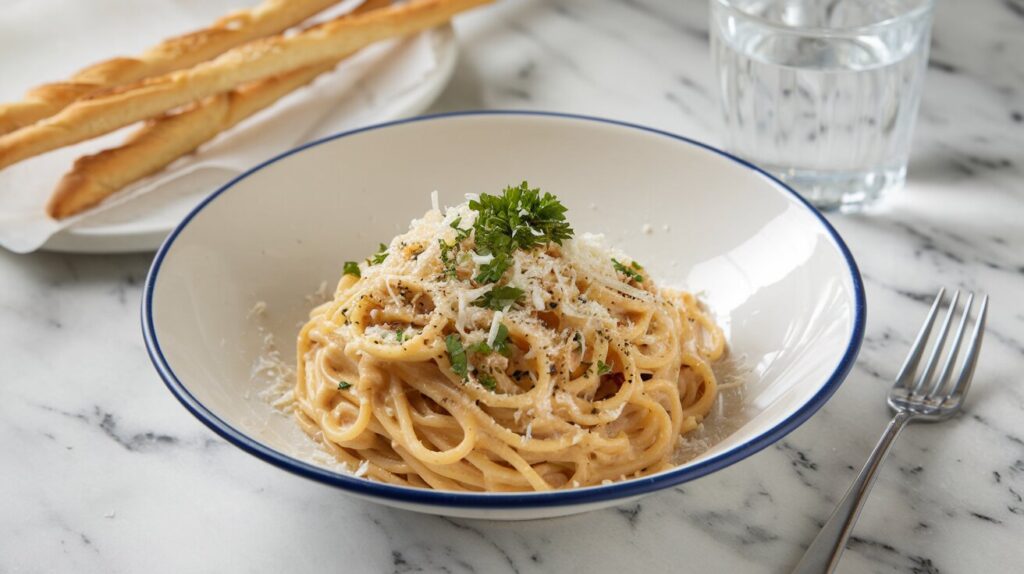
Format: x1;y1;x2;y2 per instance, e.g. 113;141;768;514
304;281;331;305
487;310;504;347
248;301;297;414
354;460;370;477
248;301;267;318
471;251;494;265
531;283;545;310
363;325;393;340
384;277;402;308
456;291;467;331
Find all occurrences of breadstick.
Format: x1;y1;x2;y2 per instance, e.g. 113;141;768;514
46;62;336;219
46;0;394;219
0;0;490;172
0;0;349;136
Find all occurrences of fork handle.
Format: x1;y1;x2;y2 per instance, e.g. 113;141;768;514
791;411;914;574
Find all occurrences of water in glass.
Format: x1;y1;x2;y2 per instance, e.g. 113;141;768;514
711;0;933;211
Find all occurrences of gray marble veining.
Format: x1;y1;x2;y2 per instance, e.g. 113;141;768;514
2;0;1023;572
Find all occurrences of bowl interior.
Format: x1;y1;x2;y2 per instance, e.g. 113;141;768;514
146;112;862;506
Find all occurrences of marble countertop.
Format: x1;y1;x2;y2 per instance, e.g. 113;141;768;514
3;0;1023;572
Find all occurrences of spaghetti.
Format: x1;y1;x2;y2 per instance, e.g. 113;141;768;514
294;184;725;491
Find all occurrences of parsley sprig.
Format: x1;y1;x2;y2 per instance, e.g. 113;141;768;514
343;261;361;277
439;218;471;279
473;285;525;310
478;374;497;391
445;326;512;382
366;243;388;265
612;258;644;283
469;182;574;283
469;323;512;356
445;334;468;379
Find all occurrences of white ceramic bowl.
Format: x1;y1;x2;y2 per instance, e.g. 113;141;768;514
143;111;865;520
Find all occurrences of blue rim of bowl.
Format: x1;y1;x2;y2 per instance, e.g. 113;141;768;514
142;110;866;509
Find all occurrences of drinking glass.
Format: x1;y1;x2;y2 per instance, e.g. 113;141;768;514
710;0;935;211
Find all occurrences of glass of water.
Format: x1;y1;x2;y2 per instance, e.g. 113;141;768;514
710;0;935;211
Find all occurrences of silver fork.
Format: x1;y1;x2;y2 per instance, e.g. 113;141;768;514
792;288;989;574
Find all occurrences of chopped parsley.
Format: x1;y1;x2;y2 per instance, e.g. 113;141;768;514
366;243;389;265
473;285;525;310
611;258;644;283
491;323;512;356
478;374;497;391
395;328;405;343
450;216;471;240
343;261;361;277
468;323;511;357
337;381;352;390
469;340;491;354
445;334;468;379
596;360;612;375
469;182;574;283
439;239;459;279
473;254;509;284
439;218;472;279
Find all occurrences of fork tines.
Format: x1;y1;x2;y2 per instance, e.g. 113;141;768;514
893;288;988;405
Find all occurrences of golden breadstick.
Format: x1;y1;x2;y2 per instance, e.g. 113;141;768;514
46;63;334;219
46;0;395;219
0;0;490;172
0;0;349;136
